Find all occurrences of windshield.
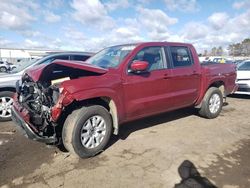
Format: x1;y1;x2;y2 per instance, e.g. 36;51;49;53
11;59;38;73
238;61;250;71
86;45;136;68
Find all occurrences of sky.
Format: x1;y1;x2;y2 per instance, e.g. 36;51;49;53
0;0;250;53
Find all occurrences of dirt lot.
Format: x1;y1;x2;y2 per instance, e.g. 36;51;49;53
0;95;250;188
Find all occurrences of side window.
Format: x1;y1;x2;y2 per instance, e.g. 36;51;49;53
132;47;164;71
54;55;69;60
170;46;193;67
72;55;90;61
40;55;69;65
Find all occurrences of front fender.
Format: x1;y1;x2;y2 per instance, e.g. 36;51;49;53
72;88;124;122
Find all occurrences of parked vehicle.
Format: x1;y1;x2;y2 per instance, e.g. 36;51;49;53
0;52;93;122
235;60;250;95
7;62;17;71
0;61;10;72
11;42;237;158
233;59;244;65
211;57;226;63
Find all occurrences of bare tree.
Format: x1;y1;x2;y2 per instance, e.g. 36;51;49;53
228;38;250;56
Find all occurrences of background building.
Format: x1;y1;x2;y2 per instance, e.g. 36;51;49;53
0;48;70;63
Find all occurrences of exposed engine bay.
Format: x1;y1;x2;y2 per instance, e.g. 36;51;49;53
16;63;103;139
17;75;59;125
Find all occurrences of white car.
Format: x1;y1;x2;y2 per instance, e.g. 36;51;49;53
7;62;17;71
0;61;16;72
0;61;10;72
235;60;250;95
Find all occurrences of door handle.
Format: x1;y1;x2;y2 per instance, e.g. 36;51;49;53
163;73;170;79
192;71;199;76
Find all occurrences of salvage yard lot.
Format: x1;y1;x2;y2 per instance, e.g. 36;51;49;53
0;95;250;188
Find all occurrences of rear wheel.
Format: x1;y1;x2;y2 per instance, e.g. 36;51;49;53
62;105;112;158
0;91;14;122
198;87;223;119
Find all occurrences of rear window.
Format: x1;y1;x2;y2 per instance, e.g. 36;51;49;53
170;46;193;67
238;61;250;71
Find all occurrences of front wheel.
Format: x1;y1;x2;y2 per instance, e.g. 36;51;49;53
198;87;223;119
0;67;7;72
0;91;14;122
62;105;113;158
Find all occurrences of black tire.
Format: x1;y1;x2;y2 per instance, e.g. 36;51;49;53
62;105;113;158
0;91;15;122
198;87;223;119
0;67;7;72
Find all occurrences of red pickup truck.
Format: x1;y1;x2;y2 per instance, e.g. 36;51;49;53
12;42;237;158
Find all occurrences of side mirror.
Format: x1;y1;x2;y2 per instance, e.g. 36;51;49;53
130;60;149;73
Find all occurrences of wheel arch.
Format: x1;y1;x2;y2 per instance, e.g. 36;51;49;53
62;96;119;135
196;80;225;108
208;81;225;97
198;86;223;119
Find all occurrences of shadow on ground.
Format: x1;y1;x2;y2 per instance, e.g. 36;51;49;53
201;139;250;188
107;107;196;149
175;160;217;188
228;94;250;99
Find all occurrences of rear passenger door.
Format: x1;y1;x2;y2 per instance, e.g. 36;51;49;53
166;46;200;108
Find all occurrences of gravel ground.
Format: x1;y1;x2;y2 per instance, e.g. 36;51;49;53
0;95;250;188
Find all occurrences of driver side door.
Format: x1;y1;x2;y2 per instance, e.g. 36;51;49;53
122;46;174;121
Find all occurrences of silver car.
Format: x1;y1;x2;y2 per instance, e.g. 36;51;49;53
0;52;93;121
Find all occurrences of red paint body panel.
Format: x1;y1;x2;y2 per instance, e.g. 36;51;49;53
15;42;237;126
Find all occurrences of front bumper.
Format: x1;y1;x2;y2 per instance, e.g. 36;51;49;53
11;106;57;144
235;80;250;95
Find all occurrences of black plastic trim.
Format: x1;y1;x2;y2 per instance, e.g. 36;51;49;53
11;107;57;144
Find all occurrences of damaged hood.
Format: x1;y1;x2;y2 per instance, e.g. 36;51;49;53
25;60;108;82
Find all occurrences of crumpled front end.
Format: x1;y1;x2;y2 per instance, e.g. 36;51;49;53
12;74;64;144
12;60;107;144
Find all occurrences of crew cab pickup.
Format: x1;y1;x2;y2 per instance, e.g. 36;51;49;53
11;42;237;158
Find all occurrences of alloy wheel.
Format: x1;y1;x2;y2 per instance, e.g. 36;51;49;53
80;115;107;149
0;97;13;118
209;93;221;114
